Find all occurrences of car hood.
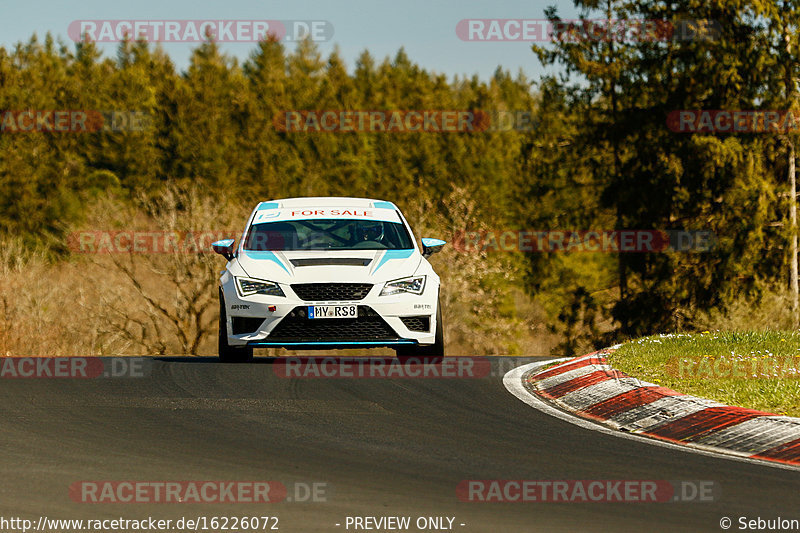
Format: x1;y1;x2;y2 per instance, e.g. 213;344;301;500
235;249;422;284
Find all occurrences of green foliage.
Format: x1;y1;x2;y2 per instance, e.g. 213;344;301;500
3;7;800;353
610;332;800;416
0;35;536;354
0;35;534;236
523;0;800;343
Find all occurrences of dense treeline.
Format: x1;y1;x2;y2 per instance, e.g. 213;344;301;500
524;0;800;349
0;35;531;237
1;0;799;355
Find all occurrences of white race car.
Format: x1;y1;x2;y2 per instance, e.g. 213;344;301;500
212;197;446;362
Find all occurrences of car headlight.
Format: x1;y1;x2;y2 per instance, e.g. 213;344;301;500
380;276;426;296
236;277;285;297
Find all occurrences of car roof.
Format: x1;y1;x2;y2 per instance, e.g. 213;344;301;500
256;197;396;210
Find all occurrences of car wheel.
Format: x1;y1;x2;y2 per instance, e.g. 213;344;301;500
396;297;445;360
218;290;254;363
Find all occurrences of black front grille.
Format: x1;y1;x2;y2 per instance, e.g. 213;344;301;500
400;316;430;332
232;316;266;335
291;283;373;301
268;306;398;341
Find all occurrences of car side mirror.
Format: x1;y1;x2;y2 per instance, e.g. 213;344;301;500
212;239;236;260
421;238;446;258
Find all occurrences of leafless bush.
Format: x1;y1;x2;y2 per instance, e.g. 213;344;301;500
695;281;796;332
82;186;246;355
1;186;544;357
409;186;526;355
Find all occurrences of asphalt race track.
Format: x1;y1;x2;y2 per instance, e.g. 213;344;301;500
1;356;798;532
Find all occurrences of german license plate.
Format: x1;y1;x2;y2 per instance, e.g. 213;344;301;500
307;305;358;319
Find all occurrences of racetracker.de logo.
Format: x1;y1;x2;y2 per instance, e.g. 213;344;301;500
0;357;149;379
456;19;720;42
273;357;491;379
0;110;149;133
457;480;718;503
68;230;237;254
68;20;334;43
452;230;716;253
273;110;536;133
667;356;800;379
667;110;800;134
70;481;287;504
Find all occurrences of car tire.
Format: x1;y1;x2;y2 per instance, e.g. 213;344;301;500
218;290;254;363
396;297;445;360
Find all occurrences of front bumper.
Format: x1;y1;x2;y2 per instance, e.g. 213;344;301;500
221;278;439;348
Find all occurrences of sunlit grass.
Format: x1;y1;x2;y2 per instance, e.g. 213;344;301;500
609;331;800;417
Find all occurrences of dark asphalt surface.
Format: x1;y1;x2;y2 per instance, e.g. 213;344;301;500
0;356;798;532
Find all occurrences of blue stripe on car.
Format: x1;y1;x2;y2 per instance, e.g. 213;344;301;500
257;201;280;210
241;251;290;273
373;249;414;273
372;201;395;209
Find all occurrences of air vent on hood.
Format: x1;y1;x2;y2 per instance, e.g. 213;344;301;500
289;258;372;267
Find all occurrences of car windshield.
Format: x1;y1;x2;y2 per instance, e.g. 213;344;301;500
244;218;414;251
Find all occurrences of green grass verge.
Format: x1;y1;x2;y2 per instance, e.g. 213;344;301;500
608;331;800;417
